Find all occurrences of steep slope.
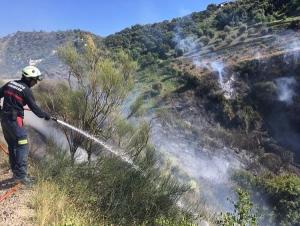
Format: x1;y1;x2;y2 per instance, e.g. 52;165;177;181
104;0;300;167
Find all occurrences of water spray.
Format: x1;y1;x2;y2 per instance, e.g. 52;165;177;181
50;117;137;168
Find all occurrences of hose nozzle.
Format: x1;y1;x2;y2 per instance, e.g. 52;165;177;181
51;116;57;122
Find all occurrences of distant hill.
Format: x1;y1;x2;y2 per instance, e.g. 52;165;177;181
104;0;300;68
0;30;101;79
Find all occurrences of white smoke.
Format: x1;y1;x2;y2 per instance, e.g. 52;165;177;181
276;31;300;64
174;35;199;54
193;58;235;99
24;111;67;148
151;118;242;211
24;111;89;162
211;61;226;86
173;26;200;54
275;77;296;104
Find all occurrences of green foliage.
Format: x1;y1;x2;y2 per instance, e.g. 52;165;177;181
127;95;145;119
36;141;192;225
207;3;218;11
103;0;298;66
219;188;257;226
195;27;204;37
39;35;136;161
206;28;215;38
234;172;300;225
238;106;260;133
264;174;300;225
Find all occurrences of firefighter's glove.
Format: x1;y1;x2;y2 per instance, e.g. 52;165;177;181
44;112;51;121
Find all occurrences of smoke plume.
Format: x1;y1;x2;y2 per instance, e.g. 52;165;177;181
275;77;296;104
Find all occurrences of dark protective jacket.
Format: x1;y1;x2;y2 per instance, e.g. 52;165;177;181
0;79;48;119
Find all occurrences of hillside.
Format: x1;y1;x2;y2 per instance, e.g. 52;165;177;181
0;0;300;225
105;0;300;65
0;30;100;79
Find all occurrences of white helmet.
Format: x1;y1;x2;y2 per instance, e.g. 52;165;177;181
22;65;43;81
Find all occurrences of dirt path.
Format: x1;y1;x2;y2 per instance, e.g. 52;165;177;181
0;151;35;226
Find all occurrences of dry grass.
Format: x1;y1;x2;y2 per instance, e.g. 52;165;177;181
33;180;94;226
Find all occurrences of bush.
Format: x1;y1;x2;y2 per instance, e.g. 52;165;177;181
238;106;260;133
219;32;227;41
219;188;257;226
35;142;192;225
206;29;215;38
239;24;248;34
200;36;210;45
264;174;300;225
224;25;231;33
152;82;163;92
175;49;184;57
207;3;218;11
234;172;300;225
196;28;204;37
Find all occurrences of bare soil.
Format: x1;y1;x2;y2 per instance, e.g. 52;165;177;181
0;151;35;226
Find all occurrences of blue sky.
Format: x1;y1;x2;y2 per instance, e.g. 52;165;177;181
0;0;224;37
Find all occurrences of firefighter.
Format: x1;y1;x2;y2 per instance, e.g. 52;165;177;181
0;65;51;185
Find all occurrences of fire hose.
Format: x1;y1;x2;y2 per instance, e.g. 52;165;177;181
0;142;21;204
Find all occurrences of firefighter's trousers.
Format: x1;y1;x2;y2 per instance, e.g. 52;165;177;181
1;115;28;179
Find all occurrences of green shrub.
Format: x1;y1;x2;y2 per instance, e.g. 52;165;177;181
36;142;192;225
234;172;300;225
219;188;257;226
264;174;300;225
206;29;215;38
238;106;260;133
196;28;204;37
